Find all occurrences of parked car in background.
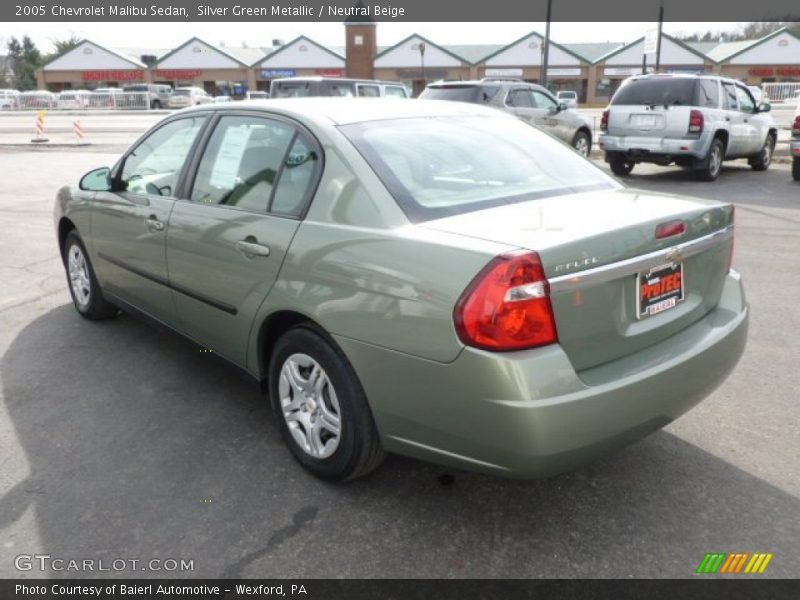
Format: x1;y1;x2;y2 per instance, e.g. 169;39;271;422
168;87;213;108
421;79;593;156
55;99;747;481
791;95;800;181
270;77;409;99
245;90;269;100
213;95;233;103
600;74;777;181
556;90;579;108
0;89;20;110
57;90;93;109
122;84;172;109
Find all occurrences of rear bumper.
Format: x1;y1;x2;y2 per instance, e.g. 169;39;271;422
336;271;748;478
599;133;710;160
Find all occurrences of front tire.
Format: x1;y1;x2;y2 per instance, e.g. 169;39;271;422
63;231;118;320
268;326;385;481
572;131;591;158
696;137;725;181
749;135;775;171
793;158;800;182
607;152;634;176
151;99;161;110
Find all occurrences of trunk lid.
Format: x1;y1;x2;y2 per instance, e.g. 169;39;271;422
422;188;734;371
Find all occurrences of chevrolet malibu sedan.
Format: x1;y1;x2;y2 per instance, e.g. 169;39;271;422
55;99;748;481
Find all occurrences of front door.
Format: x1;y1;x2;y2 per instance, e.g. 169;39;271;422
166;114;321;365
721;81;748;157
91;115;208;323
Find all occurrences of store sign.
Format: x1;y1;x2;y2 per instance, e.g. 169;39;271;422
81;70;143;81
485;68;523;77
260;69;296;79
604;67;642;77
316;68;343;77
547;68;581;77
749;67;800;77
154;69;203;80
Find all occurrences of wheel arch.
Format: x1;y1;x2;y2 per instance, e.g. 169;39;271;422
713;129;729;150
57;217;77;263
254;309;322;385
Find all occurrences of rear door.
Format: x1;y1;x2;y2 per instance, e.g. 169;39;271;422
91;114;208;324
165;113;322;365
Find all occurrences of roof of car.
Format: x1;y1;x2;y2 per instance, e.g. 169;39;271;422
177;97;511;125
271;77;406;86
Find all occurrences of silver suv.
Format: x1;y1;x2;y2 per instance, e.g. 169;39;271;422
420;79;593;157
791;96;799;181
599;74;777;181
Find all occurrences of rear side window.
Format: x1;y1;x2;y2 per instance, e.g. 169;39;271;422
384;85;408;98
357;84;380;97
325;82;355;97
420;85;496;104
611;78;696;106
721;82;737;110
273;82;311;98
695;79;719;108
190;116;294;213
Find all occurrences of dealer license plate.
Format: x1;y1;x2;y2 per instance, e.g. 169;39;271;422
637;262;684;319
630;114;657;129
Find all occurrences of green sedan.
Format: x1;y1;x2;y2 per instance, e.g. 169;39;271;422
55;99;748;481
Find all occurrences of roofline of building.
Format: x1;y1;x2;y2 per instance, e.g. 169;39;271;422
592;31;715;65
479;31;592;65
716;27;800;63
251;35;344;68
374;33;471;65
155;36;251;69
42;39;147;70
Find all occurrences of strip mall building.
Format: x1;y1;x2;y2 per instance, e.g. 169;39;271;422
36;24;800;104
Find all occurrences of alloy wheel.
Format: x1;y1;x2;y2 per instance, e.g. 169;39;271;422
68;244;91;308
278;353;342;459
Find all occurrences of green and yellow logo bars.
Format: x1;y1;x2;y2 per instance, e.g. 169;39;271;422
696;552;773;574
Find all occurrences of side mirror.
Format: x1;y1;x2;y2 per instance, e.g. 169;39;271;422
757;102;771;113
79;167;112;192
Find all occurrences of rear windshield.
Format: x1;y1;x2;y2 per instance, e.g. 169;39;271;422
611;78;698;106
420;85;499;104
340;116;617;222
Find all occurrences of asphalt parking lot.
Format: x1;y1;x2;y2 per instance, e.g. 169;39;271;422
0;145;798;579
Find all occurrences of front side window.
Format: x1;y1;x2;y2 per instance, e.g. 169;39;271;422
735;85;755;113
531;90;558;110
190;116;296;213
341;115;618;222
384;85;408;98
121;116;206;197
506;89;533;108
326;82;356;97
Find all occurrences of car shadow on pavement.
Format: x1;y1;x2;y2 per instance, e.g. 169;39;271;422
611;162;800;214
2;304;798;578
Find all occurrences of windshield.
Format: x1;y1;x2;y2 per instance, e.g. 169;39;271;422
611;78;698;106
558;92;576;98
420;85;499;104
340;116;618;222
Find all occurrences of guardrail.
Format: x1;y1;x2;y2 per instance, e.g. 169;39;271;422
763;82;800;104
12;92;153;110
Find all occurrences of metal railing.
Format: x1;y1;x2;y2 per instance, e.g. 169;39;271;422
13;91;152;110
762;82;800;104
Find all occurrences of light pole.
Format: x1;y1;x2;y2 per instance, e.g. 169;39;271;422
418;42;426;96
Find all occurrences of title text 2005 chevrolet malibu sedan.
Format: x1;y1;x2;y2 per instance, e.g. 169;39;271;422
55;99;748;481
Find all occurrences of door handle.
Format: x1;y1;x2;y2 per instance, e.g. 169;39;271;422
145;215;165;232
236;239;270;258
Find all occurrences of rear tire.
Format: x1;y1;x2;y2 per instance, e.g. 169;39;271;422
63;231;118;320
151;100;161;110
268;325;385;481
793;158;800;182
749;134;775;171
607;152;634;176
696;138;725;181
572;131;591;158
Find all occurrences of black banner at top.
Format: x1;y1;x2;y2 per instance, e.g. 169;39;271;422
3;0;800;22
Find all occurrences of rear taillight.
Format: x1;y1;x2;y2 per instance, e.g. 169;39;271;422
688;110;704;134
792;115;800;136
655;220;686;239
600;109;609;132
454;251;558;351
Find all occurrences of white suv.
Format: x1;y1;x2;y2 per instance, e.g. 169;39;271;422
168;87;213;108
791;96;799;181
